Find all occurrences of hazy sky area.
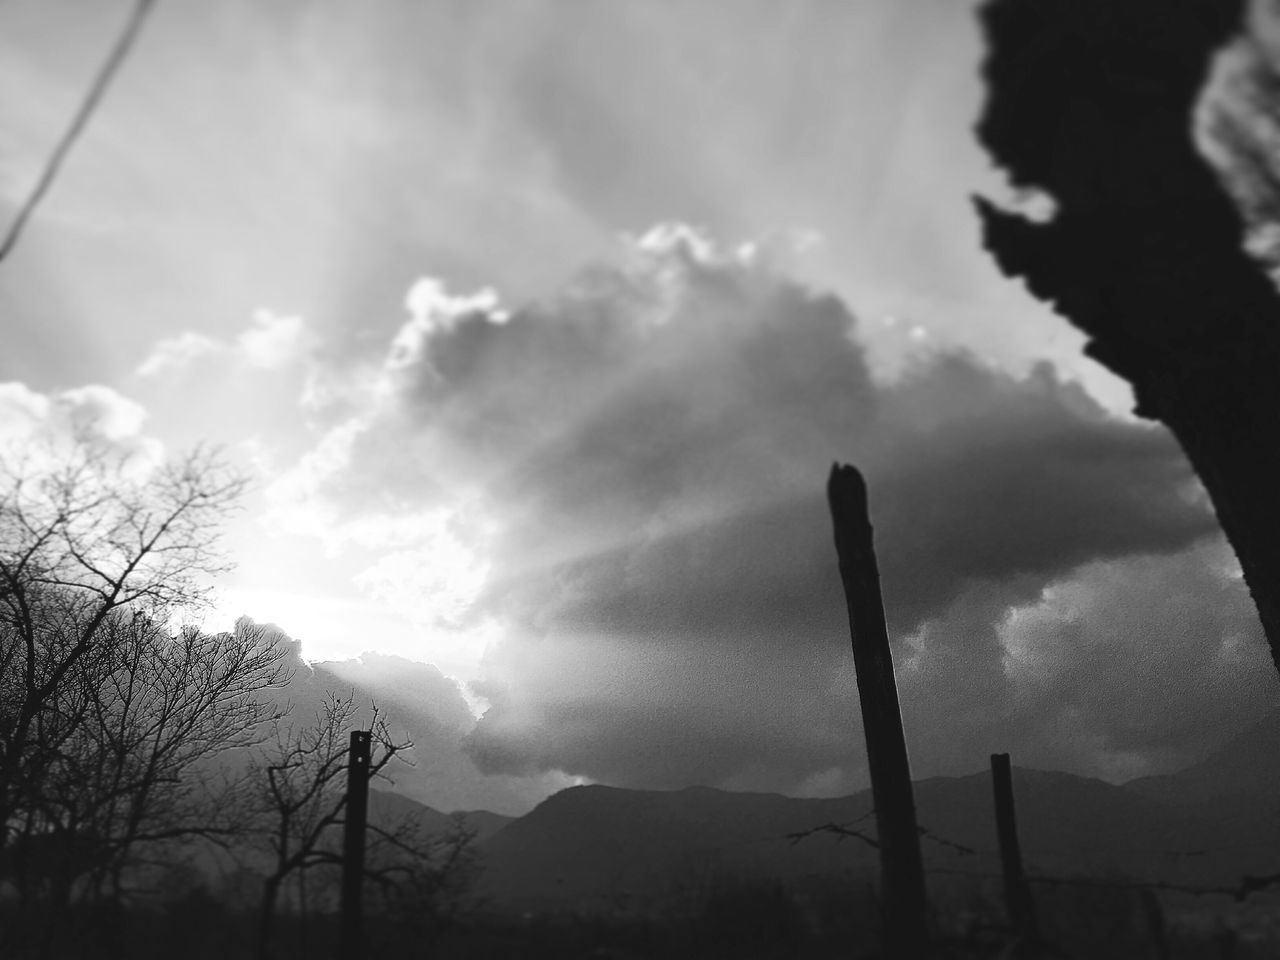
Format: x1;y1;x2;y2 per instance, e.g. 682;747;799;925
2;0;1277;814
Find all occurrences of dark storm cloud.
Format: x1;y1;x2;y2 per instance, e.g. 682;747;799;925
900;540;1278;782
294;227;1250;792
1003;542;1276;770
465;635;861;793
871;356;1217;626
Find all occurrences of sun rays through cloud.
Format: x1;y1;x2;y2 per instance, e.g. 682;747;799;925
227;212;1263;799
6;0;1276;821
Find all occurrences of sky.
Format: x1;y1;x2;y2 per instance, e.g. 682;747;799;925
2;0;1277;814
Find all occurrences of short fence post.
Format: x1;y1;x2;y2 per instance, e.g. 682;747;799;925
339;730;372;960
827;463;930;958
990;752;1038;947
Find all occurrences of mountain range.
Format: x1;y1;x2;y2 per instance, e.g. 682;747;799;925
265;646;1280;926
363;707;1280;921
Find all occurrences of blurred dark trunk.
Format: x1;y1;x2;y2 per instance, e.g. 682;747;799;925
256;874;283;960
36;869;74;960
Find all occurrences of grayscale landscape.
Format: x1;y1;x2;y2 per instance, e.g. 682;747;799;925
4;0;1280;957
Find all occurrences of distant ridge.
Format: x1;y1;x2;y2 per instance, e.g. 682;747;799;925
1124;708;1280;807
369;788;513;841
474;769;1188;915
363;713;1280;916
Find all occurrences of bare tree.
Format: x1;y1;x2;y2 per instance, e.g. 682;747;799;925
0;439;294;958
363;813;482;954
247;692;412;960
0;610;289;957
0;443;250;842
59;613;287;896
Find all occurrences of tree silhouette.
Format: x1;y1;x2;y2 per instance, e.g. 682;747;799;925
974;0;1280;672
0;441;289;954
49;615;284;886
247;692;410;960
0;444;247;828
361;812;481;954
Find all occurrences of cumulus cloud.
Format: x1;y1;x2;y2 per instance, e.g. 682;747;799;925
0;381;161;470
353;527;490;629
135;332;225;378
136;309;309;377
0;382;51;442
270;224;1266;794
54;385;150;441
238;310;309;369
894;538;1275;783
996;540;1274;773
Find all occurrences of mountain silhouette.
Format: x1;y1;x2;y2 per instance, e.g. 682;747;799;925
257;640;1280;917
472;769;1190;915
368;788;512;841
1125;708;1280;808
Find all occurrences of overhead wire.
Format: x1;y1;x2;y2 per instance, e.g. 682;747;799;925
0;0;157;264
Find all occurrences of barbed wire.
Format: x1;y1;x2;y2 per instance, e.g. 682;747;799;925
784;811;1280;903
926;865;1280;903
785;821;879;848
784;818;977;856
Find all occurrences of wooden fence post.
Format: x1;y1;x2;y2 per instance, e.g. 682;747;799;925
990;752;1038;947
827;463;930;958
339;730;372;960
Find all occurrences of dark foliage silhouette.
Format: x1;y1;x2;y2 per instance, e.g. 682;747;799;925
974;0;1280;673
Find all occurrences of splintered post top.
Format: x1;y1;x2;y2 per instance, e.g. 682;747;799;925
827;462;874;559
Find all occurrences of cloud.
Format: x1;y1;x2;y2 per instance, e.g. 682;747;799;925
238;310;309;369
223;618;571;815
314;652;576;815
352;526;490;629
0;382;51;441
270;224;1262;795
135;332;225;378
136;310;309;377
0;381;162;470
997;540;1274;773
54;385;149;441
899;538;1275;783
